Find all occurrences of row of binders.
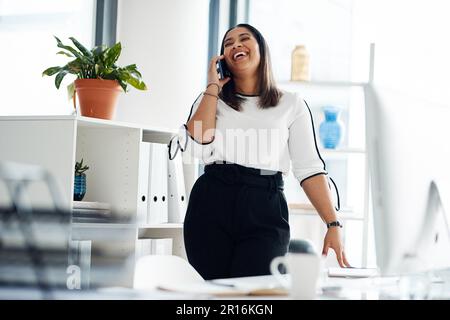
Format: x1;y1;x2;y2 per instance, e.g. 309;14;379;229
137;142;187;225
136;238;173;259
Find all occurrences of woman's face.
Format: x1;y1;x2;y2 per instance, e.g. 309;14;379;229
223;27;261;76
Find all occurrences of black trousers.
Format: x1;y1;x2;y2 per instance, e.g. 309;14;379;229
183;162;290;280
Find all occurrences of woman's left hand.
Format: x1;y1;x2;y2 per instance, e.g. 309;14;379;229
322;227;352;268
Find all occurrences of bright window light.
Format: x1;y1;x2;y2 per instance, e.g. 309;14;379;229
0;0;95;116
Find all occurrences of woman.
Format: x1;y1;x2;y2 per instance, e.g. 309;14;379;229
172;23;351;280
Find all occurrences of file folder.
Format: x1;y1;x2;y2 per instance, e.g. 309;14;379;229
136;239;153;260
167;154;187;223
151;238;173;255
147;143;168;224
136;142;151;224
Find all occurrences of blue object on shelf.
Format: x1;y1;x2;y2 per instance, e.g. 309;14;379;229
319;106;343;149
74;174;86;201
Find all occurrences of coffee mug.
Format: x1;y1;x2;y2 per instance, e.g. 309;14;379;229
270;252;322;299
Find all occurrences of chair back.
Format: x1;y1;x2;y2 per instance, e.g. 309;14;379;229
134;255;203;290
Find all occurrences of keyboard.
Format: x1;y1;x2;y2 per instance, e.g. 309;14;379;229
328;267;379;278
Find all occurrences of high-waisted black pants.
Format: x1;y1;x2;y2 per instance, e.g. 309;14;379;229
183;162;290;280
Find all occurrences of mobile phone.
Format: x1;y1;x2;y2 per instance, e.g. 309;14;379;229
217;59;231;80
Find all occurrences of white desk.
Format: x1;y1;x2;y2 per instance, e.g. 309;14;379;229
207;272;450;300
1;272;449;300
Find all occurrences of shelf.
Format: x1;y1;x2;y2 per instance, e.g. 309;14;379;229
289;202;356;214
71;222;184;230
0;115;176;135
0;115;77;121
139;223;183;230
76;115;176;135
72;222;137;229
289;208;364;221
278;80;367;88
319;147;366;155
288;203;364;221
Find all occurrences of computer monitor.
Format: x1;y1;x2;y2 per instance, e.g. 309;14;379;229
365;84;450;276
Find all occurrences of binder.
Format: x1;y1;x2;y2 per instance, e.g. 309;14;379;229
68;240;91;289
167;153;187;223
136;239;153;260
136;142;151;224
79;240;92;289
151;238;173;255
147;143;169;224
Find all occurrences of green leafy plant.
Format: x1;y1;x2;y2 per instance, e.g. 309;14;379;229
75;158;89;176
43;36;147;98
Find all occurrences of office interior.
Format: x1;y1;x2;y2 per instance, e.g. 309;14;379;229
0;0;449;300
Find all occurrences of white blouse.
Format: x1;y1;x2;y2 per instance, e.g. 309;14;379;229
175;90;327;184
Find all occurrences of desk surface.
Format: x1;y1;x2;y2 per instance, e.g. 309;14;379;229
1;273;449;300
220;273;450;300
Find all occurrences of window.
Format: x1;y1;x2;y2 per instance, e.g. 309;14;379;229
0;0;95;116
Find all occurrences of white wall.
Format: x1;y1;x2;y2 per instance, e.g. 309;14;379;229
352;0;450;105
115;0;209;129
249;0;354;82
351;0;450;268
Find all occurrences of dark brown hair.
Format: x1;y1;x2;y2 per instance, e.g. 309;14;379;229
219;23;282;111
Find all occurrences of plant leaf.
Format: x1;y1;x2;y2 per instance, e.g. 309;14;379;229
126;73;147;90
101;69;118;80
120;69;147;90
56;51;74;58
116;69;129;81
67;59;83;74
91;45;106;57
104;42;122;67
55;36;89;59
69;37;92;57
57;44;82;59
48;37;146;92
42;66;62;77
67;82;75;100
118;80;127;92
124;64;137;70
128;70;143;80
55;69;69;89
54;36;83;59
54;36;63;45
124;64;142;77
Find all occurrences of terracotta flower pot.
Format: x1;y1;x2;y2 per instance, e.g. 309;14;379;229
74;79;122;120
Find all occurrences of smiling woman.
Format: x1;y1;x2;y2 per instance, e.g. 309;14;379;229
170;23;350;281
219;24;282;112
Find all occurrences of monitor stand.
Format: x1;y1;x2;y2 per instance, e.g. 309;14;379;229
402;180;450;274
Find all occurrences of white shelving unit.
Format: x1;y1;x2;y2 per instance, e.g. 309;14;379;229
280;44;375;268
0;115;187;287
319;147;366;155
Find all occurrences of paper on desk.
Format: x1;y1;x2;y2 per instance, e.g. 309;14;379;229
328;267;379;278
157;281;288;297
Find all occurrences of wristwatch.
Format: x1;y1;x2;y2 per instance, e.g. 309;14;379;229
326;221;343;229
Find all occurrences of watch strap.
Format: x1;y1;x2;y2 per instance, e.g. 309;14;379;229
326;221;343;229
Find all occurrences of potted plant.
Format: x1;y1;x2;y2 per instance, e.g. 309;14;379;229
74;158;89;201
43;36;147;120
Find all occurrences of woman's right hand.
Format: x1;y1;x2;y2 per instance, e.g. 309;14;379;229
208;55;231;92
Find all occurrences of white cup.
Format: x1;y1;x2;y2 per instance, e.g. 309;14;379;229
270;253;322;300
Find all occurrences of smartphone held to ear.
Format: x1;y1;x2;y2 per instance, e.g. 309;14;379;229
217;59;231;80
